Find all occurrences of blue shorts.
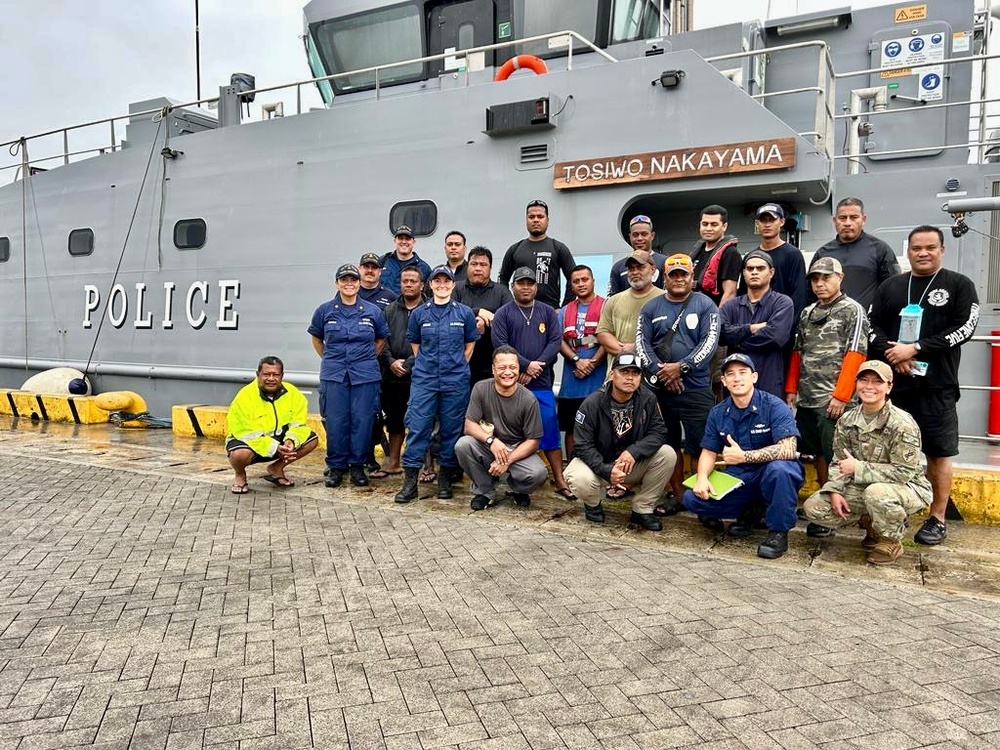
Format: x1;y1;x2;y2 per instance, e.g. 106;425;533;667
531;388;561;452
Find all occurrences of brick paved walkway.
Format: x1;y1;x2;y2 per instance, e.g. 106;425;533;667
2;454;1000;749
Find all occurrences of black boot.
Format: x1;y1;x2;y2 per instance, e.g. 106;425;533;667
325;469;344;488
437;470;453;499
350;465;369;487
584;503;605;523
630;511;663;531
395;468;419;504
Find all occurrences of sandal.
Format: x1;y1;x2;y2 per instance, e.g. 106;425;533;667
606;485;634;500
653;495;683;517
420;470;437;483
263;475;295;488
230;483;250;495
368;468;390;479
553;486;577;500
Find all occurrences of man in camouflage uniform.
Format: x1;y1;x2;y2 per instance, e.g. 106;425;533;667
802;360;932;565
784;257;869;536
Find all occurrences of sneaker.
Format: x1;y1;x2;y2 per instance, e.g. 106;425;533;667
757;531;789;559
512;493;531;507
914;517;947;546
867;538;903;565
584;504;605;523
859;514;879;550
806;523;834;538
629;512;663;531
470;495;490;511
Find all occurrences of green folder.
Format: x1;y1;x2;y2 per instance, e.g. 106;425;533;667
682;470;744;500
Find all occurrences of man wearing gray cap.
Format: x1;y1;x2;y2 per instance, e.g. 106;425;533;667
719;250;795;397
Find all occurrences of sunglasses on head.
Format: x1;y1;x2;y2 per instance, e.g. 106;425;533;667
629;214;652;227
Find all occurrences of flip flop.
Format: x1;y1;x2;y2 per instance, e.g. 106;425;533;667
553;486;577;500
382;468;403;476
606;486;634;500
230;483;250;494
263;475;295;488
420;470;437;483
368;468;390;479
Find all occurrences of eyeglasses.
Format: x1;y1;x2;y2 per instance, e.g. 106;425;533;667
629;214;652;227
526;199;548;210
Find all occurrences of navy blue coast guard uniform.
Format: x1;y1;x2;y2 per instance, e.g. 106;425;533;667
402;300;480;471
308;295;390;471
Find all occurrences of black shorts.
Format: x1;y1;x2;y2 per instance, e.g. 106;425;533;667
796;406;836;462
226;431;318;462
382;380;412;433
557;398;586;432
891;389;959;458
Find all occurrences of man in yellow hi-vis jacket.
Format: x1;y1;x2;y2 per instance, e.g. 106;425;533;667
225;356;318;494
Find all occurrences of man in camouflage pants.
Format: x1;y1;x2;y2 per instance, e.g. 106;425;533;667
802;360;932;565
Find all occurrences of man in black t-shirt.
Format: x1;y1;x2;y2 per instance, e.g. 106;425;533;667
752;204;807;317
499;199;576;308
455;346;549;511
870;225;979;546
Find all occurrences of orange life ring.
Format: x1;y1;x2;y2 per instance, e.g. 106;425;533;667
494;54;549;82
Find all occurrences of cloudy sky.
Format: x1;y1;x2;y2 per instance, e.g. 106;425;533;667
0;0;930;174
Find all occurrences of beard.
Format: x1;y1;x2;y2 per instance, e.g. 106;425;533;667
528;227;545;238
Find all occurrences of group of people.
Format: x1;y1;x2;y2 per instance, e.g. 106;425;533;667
225;196;980;566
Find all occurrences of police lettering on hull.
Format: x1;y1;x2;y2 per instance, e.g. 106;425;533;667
82;280;241;331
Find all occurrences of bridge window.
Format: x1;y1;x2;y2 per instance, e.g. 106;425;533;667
310;4;424;95
0;237;9;262
390;201;438;237
611;0;661;44
68;228;94;257
174;218;207;250
519;0;599;57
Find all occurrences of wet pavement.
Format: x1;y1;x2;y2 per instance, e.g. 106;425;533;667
2;417;1000;749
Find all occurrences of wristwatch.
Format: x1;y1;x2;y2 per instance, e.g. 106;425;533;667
913;342;922;352
679;362;692;376
572;354;581;363
486;436;495;446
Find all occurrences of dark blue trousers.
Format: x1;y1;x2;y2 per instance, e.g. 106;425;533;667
320;379;380;470
682;460;803;532
402;383;469;470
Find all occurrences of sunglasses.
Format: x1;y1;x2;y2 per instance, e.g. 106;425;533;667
629;214;653;227
526;199;548;210
615;354;641;369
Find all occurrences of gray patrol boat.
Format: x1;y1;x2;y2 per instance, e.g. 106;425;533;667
0;0;996;438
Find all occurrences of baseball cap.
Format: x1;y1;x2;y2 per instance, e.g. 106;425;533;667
394;225;414;238
359;252;382;267
336;263;361;280
808;257;844;276
526;199;548;212
511;266;537;283
743;250;774;269
756;203;785;219
612;353;642;372
624;250;654;267
856;360;893;383
721;353;756;372
664;253;694;274
429;265;455;281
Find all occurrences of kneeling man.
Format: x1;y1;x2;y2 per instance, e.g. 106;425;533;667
683;354;804;559
565;354;676;530
802;361;932;564
455;345;549;510
226;356;319;493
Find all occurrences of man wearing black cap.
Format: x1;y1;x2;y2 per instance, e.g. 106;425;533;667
719;250;795;397
607;215;668;296
683;353;804;559
499;199;576;309
753;204;807;317
358;253;397;310
381;225;433;296
565;353;676;530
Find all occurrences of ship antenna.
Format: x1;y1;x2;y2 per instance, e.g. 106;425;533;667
80;111;168;383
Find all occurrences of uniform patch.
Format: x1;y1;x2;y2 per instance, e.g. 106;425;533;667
685;313;699;329
927;289;950;306
575;410;585;424
539;322;546;333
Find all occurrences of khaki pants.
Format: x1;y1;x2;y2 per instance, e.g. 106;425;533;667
803;483;929;541
565;445;676;514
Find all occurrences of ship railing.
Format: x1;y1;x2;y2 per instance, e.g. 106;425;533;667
707;40;837;162
0;30;616;181
957;334;1000;443
832;49;1000;169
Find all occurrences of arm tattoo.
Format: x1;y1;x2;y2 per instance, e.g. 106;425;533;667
744;436;797;464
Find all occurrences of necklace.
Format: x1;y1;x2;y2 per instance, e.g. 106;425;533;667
518;303;535;326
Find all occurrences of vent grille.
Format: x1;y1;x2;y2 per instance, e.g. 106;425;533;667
990;180;1000;304
520;144;549;164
